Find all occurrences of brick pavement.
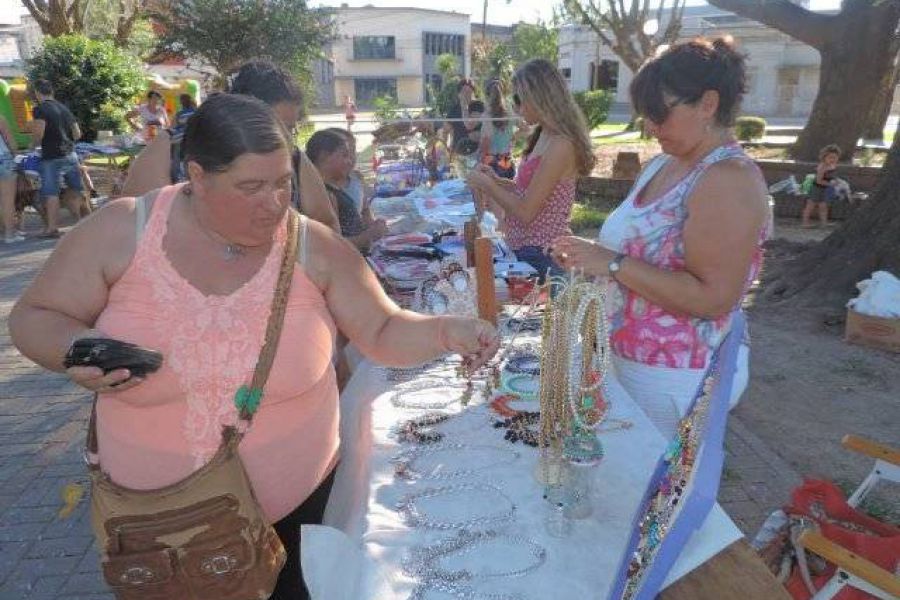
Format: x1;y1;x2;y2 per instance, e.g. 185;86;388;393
0;231;802;600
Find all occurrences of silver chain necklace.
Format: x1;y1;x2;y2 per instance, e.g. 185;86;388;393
189;196;247;261
396;483;516;530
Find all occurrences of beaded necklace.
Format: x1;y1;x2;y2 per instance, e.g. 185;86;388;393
538;280;611;478
392;442;520;481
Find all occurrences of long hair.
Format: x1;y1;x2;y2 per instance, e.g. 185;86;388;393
513;59;595;176
486;81;508;130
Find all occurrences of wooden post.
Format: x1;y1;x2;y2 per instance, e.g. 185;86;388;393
474;237;497;325
464;218;480;268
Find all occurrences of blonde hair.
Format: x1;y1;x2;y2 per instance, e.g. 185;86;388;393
513;59;595;176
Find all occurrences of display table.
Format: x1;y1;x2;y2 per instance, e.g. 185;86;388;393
300;354;759;599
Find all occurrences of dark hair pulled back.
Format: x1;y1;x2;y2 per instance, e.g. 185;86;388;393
226;60;304;109
182;93;290;173
630;36;747;127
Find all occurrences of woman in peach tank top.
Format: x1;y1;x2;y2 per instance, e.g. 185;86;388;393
10;95;499;600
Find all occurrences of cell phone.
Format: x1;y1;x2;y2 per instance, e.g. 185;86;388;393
63;338;163;378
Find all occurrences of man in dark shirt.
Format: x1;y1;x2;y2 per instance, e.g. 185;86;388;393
29;79;85;238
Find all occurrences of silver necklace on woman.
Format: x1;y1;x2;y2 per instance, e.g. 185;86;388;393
188;195;247;261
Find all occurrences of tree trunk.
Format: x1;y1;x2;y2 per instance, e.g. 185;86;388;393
764;118;900;308
861;53;899;141
791;2;900;161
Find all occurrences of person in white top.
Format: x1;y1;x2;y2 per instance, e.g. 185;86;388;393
127;90;169;136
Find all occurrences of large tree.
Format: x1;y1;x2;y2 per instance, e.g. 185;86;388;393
707;0;900;161
510;21;559;66
764;118;900;308
560;0;687;77
152;0;335;78
21;0;149;47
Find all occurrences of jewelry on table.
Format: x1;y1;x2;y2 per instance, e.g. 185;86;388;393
396;483;517;530
392;442;520;481
489;393;536;418
501;373;539;400
403;529;546;596
537;279;611;483
395;412;452;444
391;379;470;411
504;351;541;377
493;411;540;447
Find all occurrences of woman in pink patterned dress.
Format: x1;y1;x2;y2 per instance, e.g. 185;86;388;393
466;59;596;282
551;38;770;436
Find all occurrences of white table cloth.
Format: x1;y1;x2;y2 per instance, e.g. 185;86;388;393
302;358;743;599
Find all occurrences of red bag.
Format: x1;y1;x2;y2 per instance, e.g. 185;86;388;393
784;479;900;600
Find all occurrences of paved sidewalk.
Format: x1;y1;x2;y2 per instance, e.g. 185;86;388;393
0;236;801;599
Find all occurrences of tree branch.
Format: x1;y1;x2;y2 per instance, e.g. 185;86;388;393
706;0;833;49
21;0;51;30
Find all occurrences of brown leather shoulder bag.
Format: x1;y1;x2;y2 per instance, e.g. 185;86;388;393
86;209;301;600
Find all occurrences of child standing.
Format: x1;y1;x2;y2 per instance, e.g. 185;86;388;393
802;144;840;228
343;95;357;132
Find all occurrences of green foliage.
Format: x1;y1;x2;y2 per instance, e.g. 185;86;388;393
26;35;145;140
435;54;460;79
735;116;767;141
510;21;559;65
431;80;461;118
569;203;608;233
153;0;335;77
373;95;401;125
83;0;157;59
573;90;613;130
472;40;515;97
294;122;316;148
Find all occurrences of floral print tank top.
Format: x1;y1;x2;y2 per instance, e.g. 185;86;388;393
600;143;769;369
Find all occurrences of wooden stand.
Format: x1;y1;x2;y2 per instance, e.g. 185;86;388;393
473;237;497;325
464;219;480;268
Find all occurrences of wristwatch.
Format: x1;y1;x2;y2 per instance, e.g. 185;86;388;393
608;253;627;280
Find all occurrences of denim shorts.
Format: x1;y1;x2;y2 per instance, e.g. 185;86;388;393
38;153;83;197
0;151;15;181
515;245;564;282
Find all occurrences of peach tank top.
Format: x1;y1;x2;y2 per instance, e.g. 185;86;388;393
94;185;338;522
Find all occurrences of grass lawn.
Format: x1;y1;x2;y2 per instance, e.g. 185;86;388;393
570;203;608;234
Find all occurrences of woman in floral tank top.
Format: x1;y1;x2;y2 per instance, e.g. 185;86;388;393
467;59;596;281
551;38;771;436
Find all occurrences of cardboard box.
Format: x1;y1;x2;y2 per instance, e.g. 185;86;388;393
845;308;900;353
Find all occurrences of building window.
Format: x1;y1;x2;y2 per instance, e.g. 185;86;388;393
353;36;396;60
424;32;465;57
561;68;572;79
354;78;398;106
590;60;619;92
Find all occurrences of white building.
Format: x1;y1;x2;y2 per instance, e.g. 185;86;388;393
330;6;471;108
0;13;42;78
558;4;900;119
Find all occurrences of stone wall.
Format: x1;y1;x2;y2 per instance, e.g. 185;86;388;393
576;177;634;211
756;160;884;193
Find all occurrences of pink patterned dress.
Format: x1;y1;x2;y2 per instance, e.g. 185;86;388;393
599;143;769;370
504;154;576;251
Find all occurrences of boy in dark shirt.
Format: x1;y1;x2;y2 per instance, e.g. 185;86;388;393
29;79;85;237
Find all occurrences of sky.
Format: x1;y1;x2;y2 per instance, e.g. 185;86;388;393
311;0;841;26
0;0;842;27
